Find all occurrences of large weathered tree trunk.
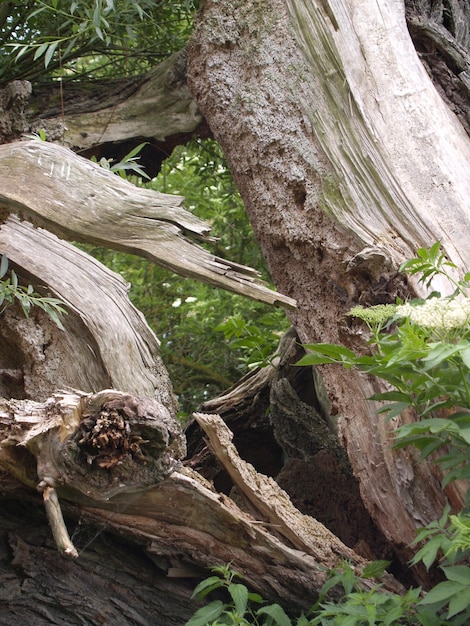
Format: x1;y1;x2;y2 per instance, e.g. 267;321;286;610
2;0;470;621
187;0;470;566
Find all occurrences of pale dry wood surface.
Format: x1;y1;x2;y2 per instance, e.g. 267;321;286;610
0;215;176;403
0;391;404;610
0;140;295;308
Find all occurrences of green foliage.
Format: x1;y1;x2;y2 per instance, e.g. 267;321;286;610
399;242;470;296
82;139;288;417
295;244;470;623
215;310;288;370
186;564;295;626
0;0;198;85
92;141;150;179
297;245;470;496
0;254;67;329
186;562;425;626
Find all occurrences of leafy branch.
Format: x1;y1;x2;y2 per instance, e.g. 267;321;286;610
0;255;67;329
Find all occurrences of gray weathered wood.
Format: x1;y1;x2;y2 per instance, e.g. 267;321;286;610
0;215;177;405
187;0;470;563
0;391;403;613
0;140;295;308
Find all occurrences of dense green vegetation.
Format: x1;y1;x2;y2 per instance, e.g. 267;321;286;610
86;139;289;416
0;1;289;415
0;0;199;84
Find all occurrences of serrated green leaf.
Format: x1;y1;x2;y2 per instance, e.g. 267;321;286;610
184;600;225;626
228;583;248;616
191;576;223;600
256;603;292;626
361;560;391;579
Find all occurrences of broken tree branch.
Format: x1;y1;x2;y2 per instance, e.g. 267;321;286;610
0;140;295;308
0;390;404;610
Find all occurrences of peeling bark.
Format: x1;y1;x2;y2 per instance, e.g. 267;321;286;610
1;0;470;618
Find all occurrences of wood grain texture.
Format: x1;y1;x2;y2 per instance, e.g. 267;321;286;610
0;140;296;308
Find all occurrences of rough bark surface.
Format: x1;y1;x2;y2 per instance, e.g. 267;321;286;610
405;0;470;135
187;0;470;563
0;391;404;623
0;487;196;626
1;0;470;620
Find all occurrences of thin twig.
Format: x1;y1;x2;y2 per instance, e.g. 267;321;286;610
39;481;79;559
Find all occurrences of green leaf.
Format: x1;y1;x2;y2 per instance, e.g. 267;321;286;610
459;345;470;369
247;592;264;604
191;576;224;600
295;353;339;366
361;560;391;579
122;142;149;160
448;588;470;618
441;565;470;585
411;536;444;569
296;343;358;367
458;427;470;445
33;42;50;61
227;583;248;616
422;342;469;370
184;600;225;626
376;402;411;420
256;603;292;626
370;391;410;403
44;40;59;68
0;255;8;278
419;581;465;606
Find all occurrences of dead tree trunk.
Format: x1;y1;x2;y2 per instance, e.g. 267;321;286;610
2;0;470;620
0;138;402;622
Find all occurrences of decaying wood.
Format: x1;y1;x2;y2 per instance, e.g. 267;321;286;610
0;483;196;626
0;140;295;309
0;390;186;495
0;389;404;615
0;216;177;404
32;48;204;146
187;0;469;567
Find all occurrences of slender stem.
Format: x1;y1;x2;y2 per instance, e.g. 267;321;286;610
457;361;470;409
39;482;79;559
